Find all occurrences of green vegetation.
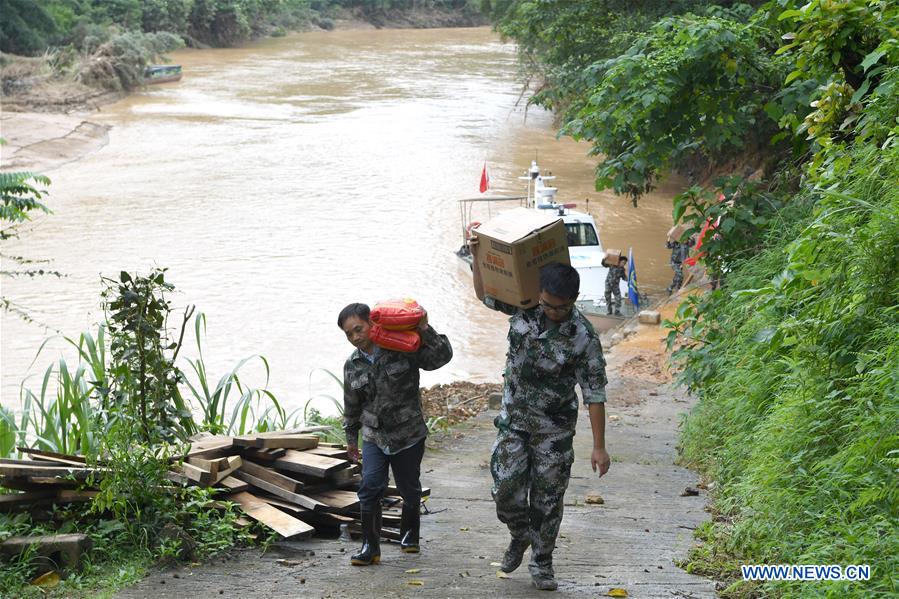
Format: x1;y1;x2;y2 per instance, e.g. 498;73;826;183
0;270;342;597
495;1;898;596
0;167;62;322
1;1;484;54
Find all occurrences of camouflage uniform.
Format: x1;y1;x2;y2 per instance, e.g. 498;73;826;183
666;241;689;292
604;264;627;313
491;306;607;578
343;326;453;509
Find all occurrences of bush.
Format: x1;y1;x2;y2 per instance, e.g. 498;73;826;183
670;134;899;599
78;30;183;91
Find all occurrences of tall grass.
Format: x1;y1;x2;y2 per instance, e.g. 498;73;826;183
670;142;899;597
2;312;313;458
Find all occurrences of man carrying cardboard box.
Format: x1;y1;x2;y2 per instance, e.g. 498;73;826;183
471;246;610;591
604;255;627;315
666;226;692;294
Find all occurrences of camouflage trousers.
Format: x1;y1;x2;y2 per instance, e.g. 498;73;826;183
669;262;683;291
491;427;575;575
604;278;622;311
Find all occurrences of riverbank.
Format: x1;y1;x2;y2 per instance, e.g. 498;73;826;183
0;112;110;173
115;301;716;598
0;7;485;118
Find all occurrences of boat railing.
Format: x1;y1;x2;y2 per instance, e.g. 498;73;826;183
456;196;528;251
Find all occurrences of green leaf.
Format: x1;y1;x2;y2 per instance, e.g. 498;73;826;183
777;8;805;21
851;78;871;105
784;70;803;84
860;48;887;73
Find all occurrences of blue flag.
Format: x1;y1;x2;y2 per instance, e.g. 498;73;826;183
627;247;639;310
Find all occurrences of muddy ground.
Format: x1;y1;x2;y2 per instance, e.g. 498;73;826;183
115;304;715;599
0;111;110;173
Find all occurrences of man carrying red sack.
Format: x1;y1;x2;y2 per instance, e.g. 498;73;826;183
337;302;453;566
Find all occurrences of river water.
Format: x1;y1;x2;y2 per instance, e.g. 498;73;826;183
1;27;685;415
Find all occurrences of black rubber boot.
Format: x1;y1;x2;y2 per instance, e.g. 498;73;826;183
399;504;420;553
351;509;381;566
530;558;557;591
500;537;530;573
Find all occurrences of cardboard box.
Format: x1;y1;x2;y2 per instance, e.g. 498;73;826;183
602;248;623;267
472;208;569;309
667;224;688;242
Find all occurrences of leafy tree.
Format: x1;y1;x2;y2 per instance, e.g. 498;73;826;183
90;0;144;30
564;8;784;202
101;269;196;444
141;0;194;33
0;0;57;55
0;167;60;321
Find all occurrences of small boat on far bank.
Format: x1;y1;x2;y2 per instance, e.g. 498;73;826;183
144;64;182;84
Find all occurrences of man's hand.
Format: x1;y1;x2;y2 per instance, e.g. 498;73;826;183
591;447;610;477
416;308;429;332
347;444;360;464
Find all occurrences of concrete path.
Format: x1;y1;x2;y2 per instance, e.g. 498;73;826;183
117;319;715;598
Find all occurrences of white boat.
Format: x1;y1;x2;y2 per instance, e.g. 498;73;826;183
456;160;637;331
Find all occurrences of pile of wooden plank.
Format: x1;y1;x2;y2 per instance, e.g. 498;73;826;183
0;430;426;542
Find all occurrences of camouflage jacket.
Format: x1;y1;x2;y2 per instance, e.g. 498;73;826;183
666;240;690;265
343;326;453;452
497;306;607;434
606;265;627;285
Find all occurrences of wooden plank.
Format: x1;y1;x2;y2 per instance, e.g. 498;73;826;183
211;456;243;485
180;462;215;486
16;449;88;466
166;471;189;485
234;433;319;450
227;492;314;538
385;485;430;500
307;489;359;512
56;490;98;502
0;491;55;511
258;434;319;450
232;471;328;512
216;476;249;493
305;447;348;459
272;450;349;478
239;447;287;462
256;495;354;528
186;455;235;476
0;489;97;511
0;463;96;479
328;464;360;487
239;460;303;493
348;521;400;541
174;437;234;462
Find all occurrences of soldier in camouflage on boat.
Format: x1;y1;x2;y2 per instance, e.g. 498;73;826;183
474;260;611;592
339;303;453;566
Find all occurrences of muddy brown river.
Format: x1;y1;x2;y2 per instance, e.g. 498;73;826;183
1;27;686;414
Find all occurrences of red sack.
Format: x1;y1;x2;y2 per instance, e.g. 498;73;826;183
369;324;421;353
370;298;424;331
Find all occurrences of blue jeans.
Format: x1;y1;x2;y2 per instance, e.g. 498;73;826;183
357;438;425;511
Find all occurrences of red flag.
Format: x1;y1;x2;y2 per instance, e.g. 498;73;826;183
479;162;490;193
